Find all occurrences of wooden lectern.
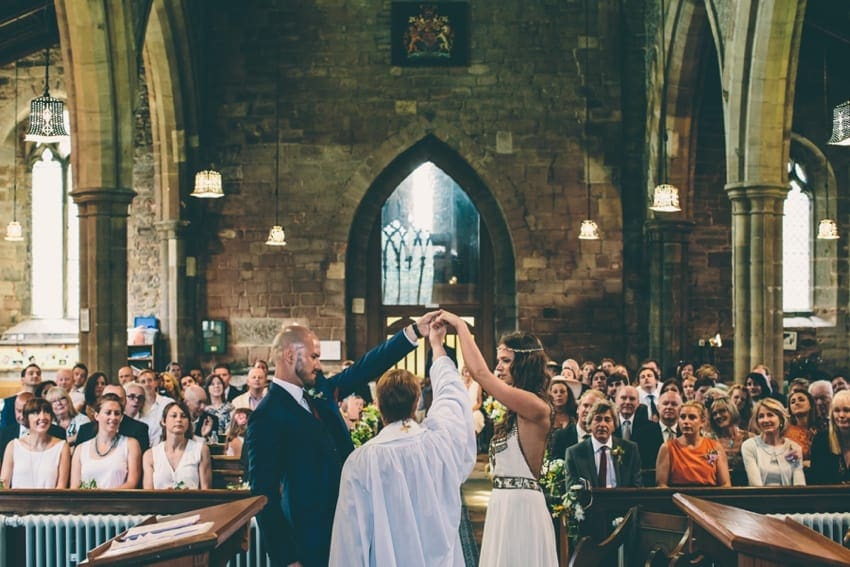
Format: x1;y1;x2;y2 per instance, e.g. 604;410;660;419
673;493;850;567
80;495;266;566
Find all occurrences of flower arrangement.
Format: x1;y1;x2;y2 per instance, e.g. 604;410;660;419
351;404;382;447
482;396;508;424
610;445;624;465
172;481;188;490
704;449;719;466
540;453;583;537
306;388;326;400
785;450;801;467
226;478;250;490
79;479;98;490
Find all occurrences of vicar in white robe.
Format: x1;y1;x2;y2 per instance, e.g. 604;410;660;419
329;321;476;567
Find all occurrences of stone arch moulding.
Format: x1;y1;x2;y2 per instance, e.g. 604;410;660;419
343;128;521;357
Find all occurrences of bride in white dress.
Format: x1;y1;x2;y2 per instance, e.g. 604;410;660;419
436;311;557;566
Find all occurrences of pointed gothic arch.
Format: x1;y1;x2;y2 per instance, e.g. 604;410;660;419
345;134;516;364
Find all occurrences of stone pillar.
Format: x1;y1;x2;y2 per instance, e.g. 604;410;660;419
726;183;788;383
646;219;695;375
72;187;135;376
156;219;192;367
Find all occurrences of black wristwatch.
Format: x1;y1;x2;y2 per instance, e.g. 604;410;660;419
411;323;423;339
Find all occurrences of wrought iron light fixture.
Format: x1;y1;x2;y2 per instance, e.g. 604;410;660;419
649;0;681;212
25;45;69;144
577;0;599;241
6;62;24;242
266;47;287;247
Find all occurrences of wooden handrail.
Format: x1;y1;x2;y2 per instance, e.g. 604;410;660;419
0;489;250;515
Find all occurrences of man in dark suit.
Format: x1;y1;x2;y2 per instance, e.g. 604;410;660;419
213;363;242;402
565;398;642;489
614;385;661;474
75;385;150;455
1;364;43;427
551;389;606;458
0;392;66;465
247;311;439;567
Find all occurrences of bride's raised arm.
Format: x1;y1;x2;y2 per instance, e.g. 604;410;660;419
436;311;549;424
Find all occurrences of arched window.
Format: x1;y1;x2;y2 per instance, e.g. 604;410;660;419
783;159;812;313
30;134;77;320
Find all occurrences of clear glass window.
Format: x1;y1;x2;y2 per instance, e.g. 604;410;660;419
783;162;812;313
381;162;480;305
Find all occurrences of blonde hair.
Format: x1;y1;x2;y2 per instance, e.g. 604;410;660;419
680;400;706;422
43;387;79;418
828;390;850;454
750;397;789;434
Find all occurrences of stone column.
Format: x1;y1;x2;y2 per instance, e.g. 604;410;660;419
156;219;193;366
72;187;135;376
726;183;788;383
646;219;695;375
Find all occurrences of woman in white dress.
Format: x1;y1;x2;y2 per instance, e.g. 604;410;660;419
44;387;90;447
0;398;70;488
143;401;211;489
436;311;557;567
71;393;141;489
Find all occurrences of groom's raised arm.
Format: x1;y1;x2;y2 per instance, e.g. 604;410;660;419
330;310;440;399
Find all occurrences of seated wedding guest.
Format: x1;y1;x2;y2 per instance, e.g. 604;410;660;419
1;364;43;427
729;384;752;430
637;365;661;421
82;372;109;420
77;385;150;455
143;401;211;489
117;366;135;385
339;395;365;431
832;372;849;394
741;398;805;486
693;377;715;404
656;390;682;442
159;372;182;402
329;322;475;566
565;398;642;488
550;389;606;457
808;390;850;485
0;392;66;464
809;380;834;433
561;359;585;400
660;378;683;397
180;374;198;391
656;401;731;487
681;376;695;401
225;408;252;458
0;398;70;488
675;361;695;382
706;390;751;486
579;360;596;387
232;366;268;411
785;390;817;469
139;369;175;446
183;384;217;439
746;372;777;408
204;374;233;440
590;368;608;393
71;393;141;489
605;373;626;401
787;377;810;395
45;387;90;447
549;375;576;430
461;366;485;435
616;385;662;472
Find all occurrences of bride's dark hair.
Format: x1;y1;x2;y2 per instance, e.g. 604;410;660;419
493;332;550;439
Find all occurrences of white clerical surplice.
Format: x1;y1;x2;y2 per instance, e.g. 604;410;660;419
329;355;476;567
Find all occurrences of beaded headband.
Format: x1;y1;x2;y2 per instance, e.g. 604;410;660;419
500;345;544;354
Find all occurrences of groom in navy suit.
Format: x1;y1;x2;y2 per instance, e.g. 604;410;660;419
247;311;439;567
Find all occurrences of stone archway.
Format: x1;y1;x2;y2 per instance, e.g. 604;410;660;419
345;132;518;361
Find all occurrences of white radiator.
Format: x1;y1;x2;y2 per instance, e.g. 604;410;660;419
1;514;270;567
769;512;850;545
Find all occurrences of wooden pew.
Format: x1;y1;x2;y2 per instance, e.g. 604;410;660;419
561;486;850;566
211;454;245;489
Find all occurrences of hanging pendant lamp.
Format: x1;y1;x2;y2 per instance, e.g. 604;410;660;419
577;0;599;241
25;46;69;144
190;167;224;198
266;46;287;247
6;61;24;242
649;0;681;213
